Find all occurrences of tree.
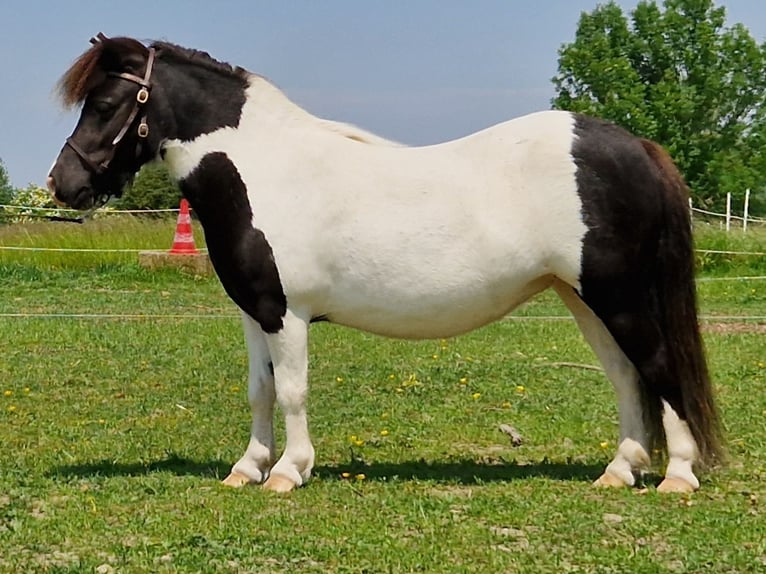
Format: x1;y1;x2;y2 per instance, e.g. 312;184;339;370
0;158;13;206
112;162;181;212
552;0;766;210
0;159;15;223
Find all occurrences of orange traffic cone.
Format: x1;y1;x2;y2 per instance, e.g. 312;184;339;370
168;199;199;255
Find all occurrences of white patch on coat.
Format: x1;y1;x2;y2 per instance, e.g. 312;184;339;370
163;76;588;339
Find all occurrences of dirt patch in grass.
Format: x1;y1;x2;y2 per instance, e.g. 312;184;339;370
701;322;766;334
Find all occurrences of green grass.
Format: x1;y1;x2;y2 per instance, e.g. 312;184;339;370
0;220;765;572
694;223;766;276
0;216;206;269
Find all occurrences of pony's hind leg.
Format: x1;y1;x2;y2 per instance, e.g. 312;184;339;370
554;280;651;487
571;285;708;492
222;313;277;487
657;399;699;492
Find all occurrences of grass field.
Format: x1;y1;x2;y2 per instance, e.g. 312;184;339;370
1;218;765;573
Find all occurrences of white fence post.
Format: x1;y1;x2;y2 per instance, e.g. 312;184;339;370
688;197;693;227
725;192;732;232
743;188;751;233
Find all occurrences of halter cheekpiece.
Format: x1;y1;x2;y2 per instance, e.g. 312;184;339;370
65;32;156;175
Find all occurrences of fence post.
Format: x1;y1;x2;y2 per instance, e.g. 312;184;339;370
743;188;751;233
725;192;732;232
688;197;693;227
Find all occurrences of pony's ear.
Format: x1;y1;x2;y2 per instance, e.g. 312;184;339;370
58;35;149;108
90;32;109;45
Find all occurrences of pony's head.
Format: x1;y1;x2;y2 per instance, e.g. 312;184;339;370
48;34;162;209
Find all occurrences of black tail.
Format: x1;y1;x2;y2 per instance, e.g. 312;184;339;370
640;139;724;468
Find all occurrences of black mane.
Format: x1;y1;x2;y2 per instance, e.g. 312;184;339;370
150;41;250;81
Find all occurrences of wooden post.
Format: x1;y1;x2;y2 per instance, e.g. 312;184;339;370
688;197;693;227
743;188;751;233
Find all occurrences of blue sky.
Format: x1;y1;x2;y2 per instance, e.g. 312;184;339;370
1;0;764;188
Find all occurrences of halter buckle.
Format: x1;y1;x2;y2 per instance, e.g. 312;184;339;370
137;123;149;138
136;87;149;104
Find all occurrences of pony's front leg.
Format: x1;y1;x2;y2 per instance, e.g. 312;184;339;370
222;313;276;487
262;309;314;493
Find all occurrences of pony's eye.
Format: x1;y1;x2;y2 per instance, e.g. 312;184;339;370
91;100;114;117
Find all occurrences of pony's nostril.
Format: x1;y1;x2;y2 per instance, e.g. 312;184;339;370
47;175;69;207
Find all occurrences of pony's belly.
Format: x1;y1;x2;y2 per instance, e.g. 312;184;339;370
323;275;553;339
329;308;506;339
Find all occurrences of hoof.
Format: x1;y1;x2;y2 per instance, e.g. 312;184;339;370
593;471;629;488
221;471;256;488
657;477;696;493
263;474;297;493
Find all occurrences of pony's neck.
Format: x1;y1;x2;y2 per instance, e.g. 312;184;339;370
154;57;250;143
239;76;320;129
238;78;401;146
155;54;397;156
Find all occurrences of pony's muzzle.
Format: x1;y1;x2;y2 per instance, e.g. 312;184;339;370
46;175;67;207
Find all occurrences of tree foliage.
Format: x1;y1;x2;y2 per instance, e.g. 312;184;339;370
552;0;766;210
0;158;13;207
113;162;181;212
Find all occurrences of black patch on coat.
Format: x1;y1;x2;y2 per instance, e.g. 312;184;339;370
571;114;668;419
179;152;287;333
571;114;664;306
150;47;249;144
140;41;250;153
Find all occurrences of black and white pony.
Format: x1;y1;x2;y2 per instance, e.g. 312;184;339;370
48;35;722;493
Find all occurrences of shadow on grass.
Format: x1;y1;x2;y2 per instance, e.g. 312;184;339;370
316;458;605;484
50;453;231;481
51;455;605;485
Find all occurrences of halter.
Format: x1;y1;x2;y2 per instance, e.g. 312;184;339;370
65;33;156;175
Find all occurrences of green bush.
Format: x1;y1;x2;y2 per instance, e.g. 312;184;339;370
113;162;181;212
0;183;70;224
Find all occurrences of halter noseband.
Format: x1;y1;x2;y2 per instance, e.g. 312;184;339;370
65;34;156;175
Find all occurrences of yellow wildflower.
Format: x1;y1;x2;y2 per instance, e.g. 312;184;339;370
341;472;351;479
472;393;481;400
380;429;389;437
349;435;364;446
515;385;525;393
355;473;366;481
3;390;11;397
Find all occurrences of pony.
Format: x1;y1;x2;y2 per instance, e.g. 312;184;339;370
47;34;722;493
